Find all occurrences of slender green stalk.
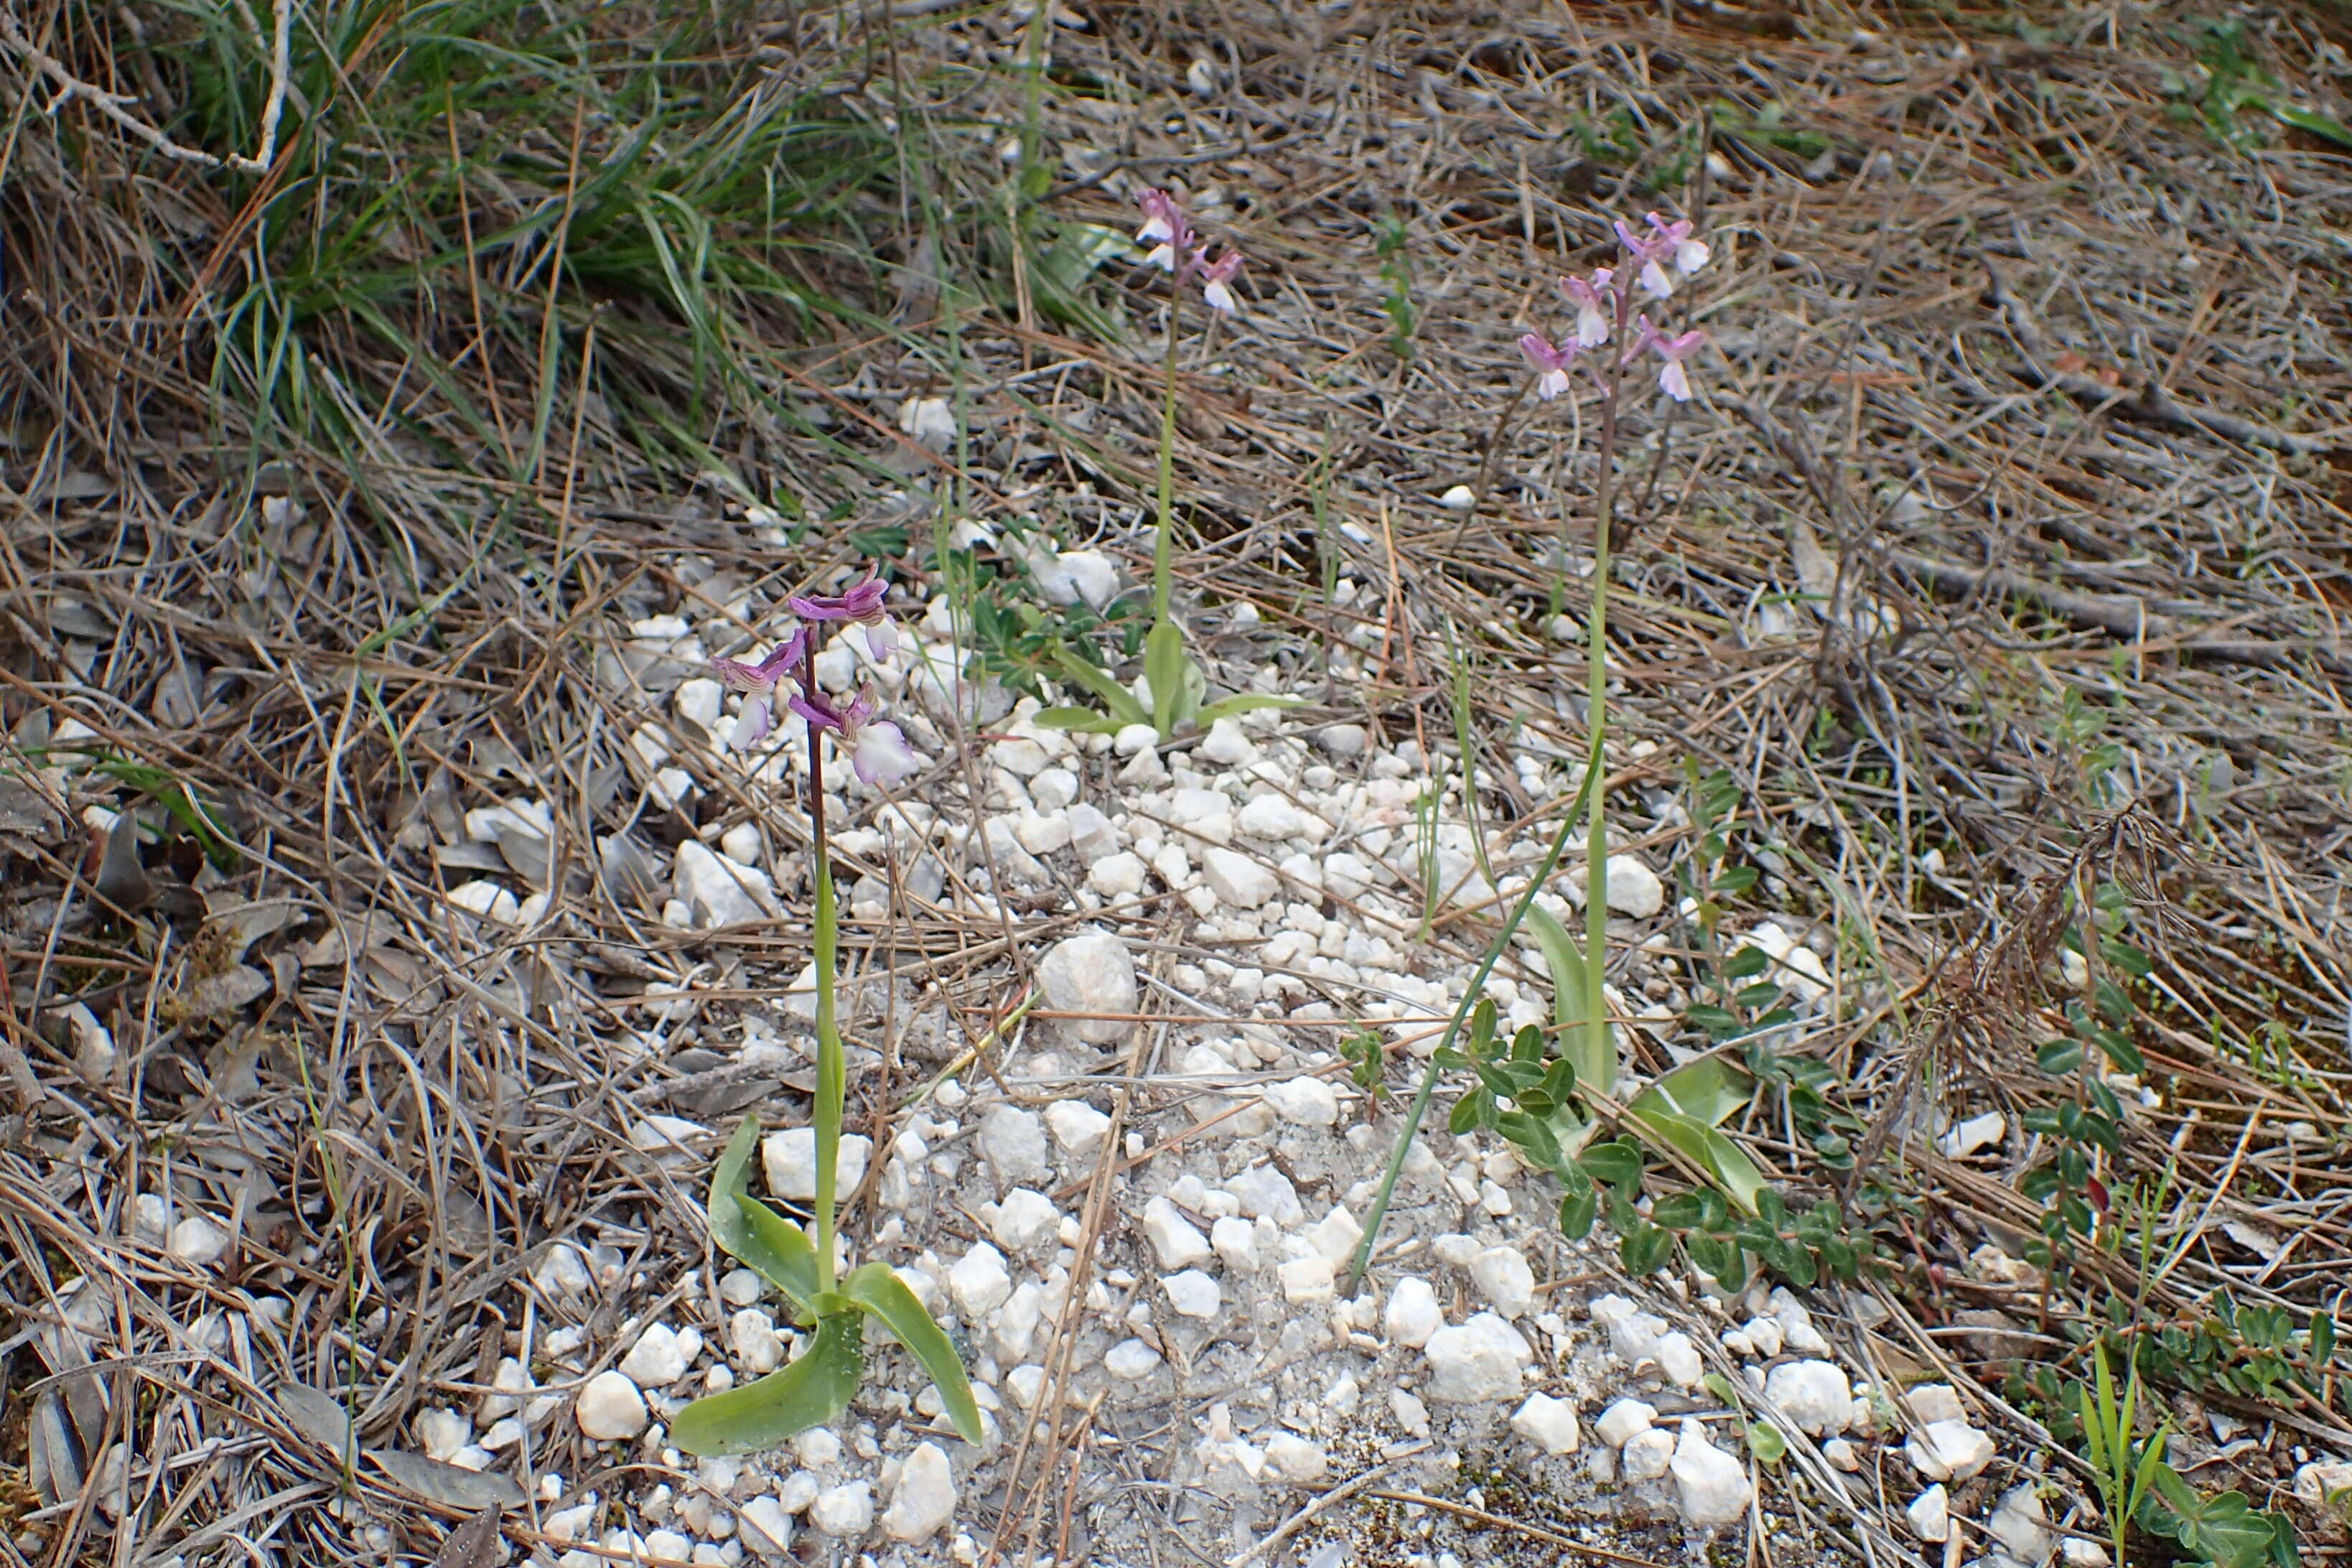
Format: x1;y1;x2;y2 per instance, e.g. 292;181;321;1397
806;657;842;1297
1345;752;1603;1294
1582;293;1633;1094
1152;289;1184;624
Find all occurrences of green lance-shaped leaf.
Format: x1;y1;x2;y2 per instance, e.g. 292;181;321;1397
1525;905;1610;1096
671;1311;865;1457
1626;1103;1769;1215
1032;707;1131;735
1144;620;1190;735
840;1262;983;1445
1051;648;1151;729
707;1117;820;1312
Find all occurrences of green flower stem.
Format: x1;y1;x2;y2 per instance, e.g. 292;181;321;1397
1152;287;1182;625
1344;752;1602;1296
806;655;842;1297
1582;289;1635;1095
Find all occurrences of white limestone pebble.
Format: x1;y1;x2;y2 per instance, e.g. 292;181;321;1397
1988;1484;2054;1564
1045;1099;1113;1155
1908;1484;1951;1542
1439;485;1477;510
1265;1433;1330;1484
1765;1360;1852;1436
1824;1437;1862;1472
731;1309;784;1375
1087;851;1149;899
1262;1075;1340;1126
1225;1165;1305;1225
1106;1339;1162;1379
1670;1418;1753;1529
1198;718;1257;765
1595;1398;1656;1448
1622;1428;1675;1481
738;1497;794;1557
1906;1419;1996;1483
619;1323;693;1388
948;1243;1013;1317
979;1105;1050;1184
673;841;773;927
167;1215;232;1267
1470;1246;1536;1319
1303;1205;1362;1266
1201;846;1279;909
1211;1215;1261;1272
760;1129;871;1202
1653;1331;1704;1389
1277;1256;1336;1305
811;1480;874;1536
1385;1277;1445;1348
1903;1383;1966;1424
1237;794;1308;841
1162;1270;1222;1318
1573;853;1665;918
1037;930;1137;1044
417;1409;472;1463
989;1188;1060;1251
449;879;522;924
1321;851;1373;900
575;1371;649;1441
1142;1198;1214;1269
1511;1393;1582;1455
1424;1312;1531;1401
881;1441;956;1541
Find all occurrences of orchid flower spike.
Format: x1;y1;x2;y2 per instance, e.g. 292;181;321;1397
1651;328;1707;403
790;571;889;625
790;687;920;787
1620;312;1663;368
1518;332;1577;400
1135;187;1195;274
708;627;810;750
1646;210;1711;277
1558;269;1615;346
1198;248;1245;313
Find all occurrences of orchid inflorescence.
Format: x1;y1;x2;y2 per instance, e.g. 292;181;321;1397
709;573;919;788
1136;187;1244;314
1518;210;1711;403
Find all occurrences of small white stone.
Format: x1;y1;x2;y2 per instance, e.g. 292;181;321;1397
1142;1198;1214;1270
1652;1331;1704;1389
1905;1419;1995;1483
811;1480;874;1537
1511;1393;1582;1455
719;822;763;867
1278;1256;1336;1305
575;1371;649;1441
1937;1109;2007;1159
417;1409;472;1462
948;1243;1013;1317
979;1105;1050;1183
720;1268;765;1307
2062;1541;2111;1567
989;1188;1060;1251
1303;1205;1363;1266
1265;1433;1330;1483
1595;1398;1657;1447
1210;1215;1261;1272
1045;1099;1112;1155
1237;794;1308;841
760;1129;871;1202
880;1441;957;1541
1105;1338;1162;1379
1321;851;1374;900
1391;1388;1432;1437
167;1215;232;1267
1112;722;1157;757
620;1323;692;1388
131;1193;172;1241
448;879;522;924
1572;854;1665;918
1424;1312;1531;1401
731;1309;784;1375
1201;846;1279;909
1907;1484;1951;1543
1622;1428;1675;1481
1739;1315;1784;1358
1470;1247;1536;1320
1263;1075;1340;1127
1198;718;1258;765
673;840;774;927
1162;1270;1222;1318
1086;851;1149;898
1439;485;1478;510
1671;1418;1753;1529
1988;1483;2054;1564
898;397;957;450
1037;929;1137;1045
1824;1437;1861;1472
1903;1383;1966;1424
1385;1277;1445;1348
1765;1359;1852;1436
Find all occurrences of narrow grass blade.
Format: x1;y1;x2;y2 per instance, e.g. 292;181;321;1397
671;1312;864;1457
841;1262;982;1444
706;1117;819;1312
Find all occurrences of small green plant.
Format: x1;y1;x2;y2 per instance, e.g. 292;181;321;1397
2079;1341;2174;1568
1374;212;1418;363
675;584;979;1456
1036;189;1294;741
2163;21;2352;154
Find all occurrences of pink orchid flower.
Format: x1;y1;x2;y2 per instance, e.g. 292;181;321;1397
790;688;920;788
1198;248;1244;313
1646;211;1711;277
1558;269;1615;346
1651;328;1707;402
1518;332;1578;400
1613;219;1676;299
1135;187;1195;275
788;571;889;625
709;628;811;750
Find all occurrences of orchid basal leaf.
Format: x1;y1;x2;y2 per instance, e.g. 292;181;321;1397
670;1312;864;1457
840;1262;984;1445
1625;1102;1768;1215
1144;620;1190;735
1050;648;1151;729
1639;1055;1756;1127
706;1117;820;1313
1523;905;1610;1096
1194;694;1303;724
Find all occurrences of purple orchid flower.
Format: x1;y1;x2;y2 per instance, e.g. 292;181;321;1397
1646;211;1711;278
788;571;889;626
1135;187;1196;277
1622;312;1663;367
1652;328;1707;402
708;627;810;749
1559;269;1615;346
1198;248;1244;314
791;687;920;788
1518;332;1578;400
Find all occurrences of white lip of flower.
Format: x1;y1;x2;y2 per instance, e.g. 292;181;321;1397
853;722;920;788
1638;258;1674;299
1675;237;1709;275
1203;278;1238;312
